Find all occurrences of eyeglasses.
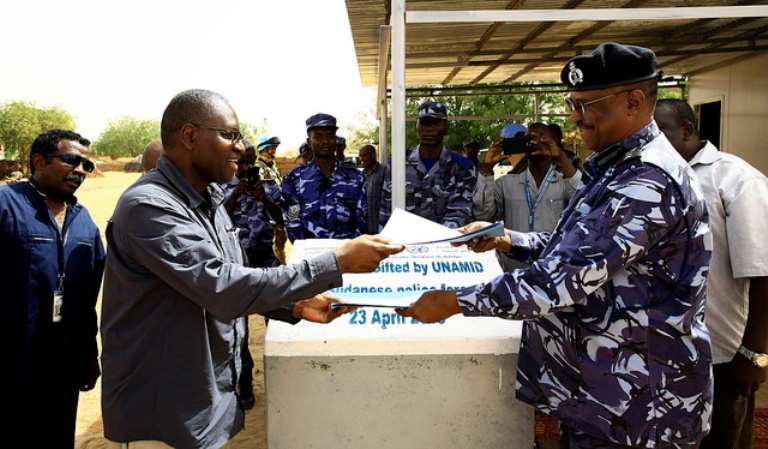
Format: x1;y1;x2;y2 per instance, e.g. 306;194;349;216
188;123;245;144
565;89;634;115
43;153;95;173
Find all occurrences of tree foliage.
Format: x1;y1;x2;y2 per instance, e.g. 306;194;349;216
0;101;77;171
92;117;268;159
343;107;380;155
351;81;686;159
91;117;161;159
240;119;269;146
401;82;572;153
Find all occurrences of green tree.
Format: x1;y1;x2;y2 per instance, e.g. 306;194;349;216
402;82;571;153
0;101;77;172
240;119;269;146
334;81;686;161
343;107;379;155
92;117;161;159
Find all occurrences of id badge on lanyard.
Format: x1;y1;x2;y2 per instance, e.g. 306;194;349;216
54;226;66;322
53;273;64;322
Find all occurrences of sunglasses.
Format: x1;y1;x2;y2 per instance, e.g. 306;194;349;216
44;153;95;173
188;122;245;144
565;89;634;115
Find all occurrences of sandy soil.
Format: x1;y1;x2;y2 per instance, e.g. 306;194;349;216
74;172;267;449
72;171;768;448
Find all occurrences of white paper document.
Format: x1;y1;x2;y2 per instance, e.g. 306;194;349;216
329;291;420;309
379;208;504;246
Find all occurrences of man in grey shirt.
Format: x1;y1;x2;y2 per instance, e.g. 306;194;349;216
100;89;403;449
473;122;580;271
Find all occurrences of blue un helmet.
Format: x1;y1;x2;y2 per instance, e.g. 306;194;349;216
257;136;281;152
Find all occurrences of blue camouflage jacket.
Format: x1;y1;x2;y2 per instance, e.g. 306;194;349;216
281;160;367;242
220;176;280;268
457;123;713;447
380;145;476;229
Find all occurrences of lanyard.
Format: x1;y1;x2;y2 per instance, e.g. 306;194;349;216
54;213;67;322
524;165;556;231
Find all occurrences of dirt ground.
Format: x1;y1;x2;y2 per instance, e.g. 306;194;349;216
74;171;268;449
72;171;768;448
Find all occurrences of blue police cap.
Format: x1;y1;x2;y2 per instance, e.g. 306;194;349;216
501;123;527;138
336;136;346;147
561;42;658;91
306;113;338;131
418;102;448;120
295;142;312;161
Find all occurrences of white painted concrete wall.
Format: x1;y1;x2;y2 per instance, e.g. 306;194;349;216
265;238;533;448
688;53;768;176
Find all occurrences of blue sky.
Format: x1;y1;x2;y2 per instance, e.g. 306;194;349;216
0;0;376;153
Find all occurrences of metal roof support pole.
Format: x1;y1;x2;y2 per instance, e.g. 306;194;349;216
378;97;389;165
377;25;391;166
406;6;768;24
391;0;406;211
379;96;389;166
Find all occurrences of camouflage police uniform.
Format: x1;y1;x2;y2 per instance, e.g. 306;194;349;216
379;145;476;229
255;154;288;264
220;175;281;268
457;123;713;447
281;160;368;242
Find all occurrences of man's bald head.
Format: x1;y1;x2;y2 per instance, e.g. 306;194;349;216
141;139;164;173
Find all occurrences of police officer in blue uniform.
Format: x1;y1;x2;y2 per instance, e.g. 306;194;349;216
379;101;477;230
282;113;368;242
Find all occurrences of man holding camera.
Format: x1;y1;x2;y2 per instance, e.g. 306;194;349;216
473;122;580;271
222;140;284;270
220;139;284;409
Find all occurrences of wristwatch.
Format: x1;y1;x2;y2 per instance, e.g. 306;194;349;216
737;345;768;368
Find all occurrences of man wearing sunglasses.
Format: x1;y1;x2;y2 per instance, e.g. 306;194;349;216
100;89;403;449
1;129;105;448
398;43;713;448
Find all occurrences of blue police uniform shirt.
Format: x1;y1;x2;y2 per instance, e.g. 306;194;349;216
220;176;280;268
379;145;476;229
281;160;368;242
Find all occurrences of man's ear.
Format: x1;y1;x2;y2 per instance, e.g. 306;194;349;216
179;123;197;150
682;121;696;141
30;153;47;172
626;89;645;116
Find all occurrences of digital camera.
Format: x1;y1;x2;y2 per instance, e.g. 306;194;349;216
245;166;261;186
502;135;536;155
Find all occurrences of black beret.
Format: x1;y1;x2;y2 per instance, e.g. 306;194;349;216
561;43;658;91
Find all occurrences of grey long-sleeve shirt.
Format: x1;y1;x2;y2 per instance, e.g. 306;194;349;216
101;155;343;449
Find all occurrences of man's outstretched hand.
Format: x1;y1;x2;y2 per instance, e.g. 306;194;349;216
335;235;404;273
395;290;462;323
293;294;358;323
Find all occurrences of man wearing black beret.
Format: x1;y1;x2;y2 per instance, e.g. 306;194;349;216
398;43;713;448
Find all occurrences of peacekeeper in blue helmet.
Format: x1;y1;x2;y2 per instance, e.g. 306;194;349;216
254;135;289;264
281;113;368;242
379;101;477;231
